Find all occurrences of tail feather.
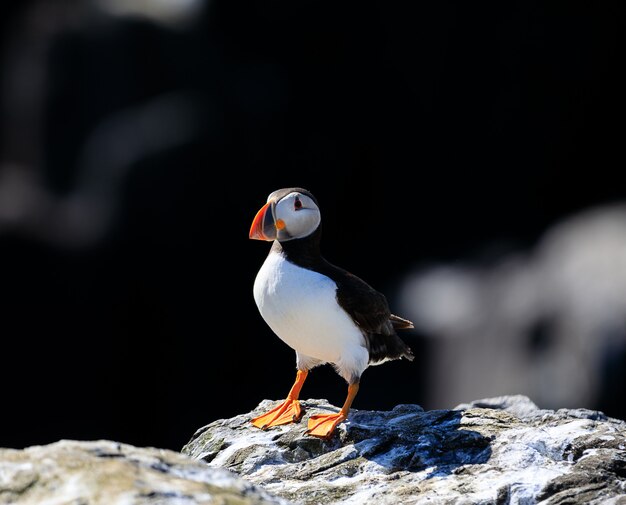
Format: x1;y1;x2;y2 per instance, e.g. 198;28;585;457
390;313;414;330
366;314;415;365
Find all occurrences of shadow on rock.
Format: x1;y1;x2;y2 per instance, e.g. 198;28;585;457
343;405;492;476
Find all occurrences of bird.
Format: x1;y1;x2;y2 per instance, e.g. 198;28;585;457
248;187;414;438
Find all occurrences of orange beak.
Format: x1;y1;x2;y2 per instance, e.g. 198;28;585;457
249;201;276;241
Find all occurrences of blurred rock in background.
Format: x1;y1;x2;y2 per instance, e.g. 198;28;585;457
400;203;626;420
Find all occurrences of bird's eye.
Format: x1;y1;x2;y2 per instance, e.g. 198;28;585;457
294;196;303;210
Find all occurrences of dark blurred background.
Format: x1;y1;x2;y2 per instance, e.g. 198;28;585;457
1;0;625;452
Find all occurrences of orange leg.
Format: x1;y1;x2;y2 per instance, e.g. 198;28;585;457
251;370;308;429
307;382;359;438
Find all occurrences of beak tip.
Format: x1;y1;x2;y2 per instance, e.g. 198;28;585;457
249;201;275;241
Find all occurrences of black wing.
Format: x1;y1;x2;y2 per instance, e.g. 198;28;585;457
323;262;415;364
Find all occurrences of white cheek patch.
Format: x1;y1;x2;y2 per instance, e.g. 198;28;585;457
274;193;321;240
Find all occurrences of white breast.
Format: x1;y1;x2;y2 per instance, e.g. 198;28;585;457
253;250;367;369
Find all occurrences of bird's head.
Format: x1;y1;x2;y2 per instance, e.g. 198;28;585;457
249;188;321;242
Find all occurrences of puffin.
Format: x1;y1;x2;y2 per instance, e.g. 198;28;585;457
249;187;414;438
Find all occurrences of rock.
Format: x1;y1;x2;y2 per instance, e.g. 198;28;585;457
182;396;626;505
0;439;290;504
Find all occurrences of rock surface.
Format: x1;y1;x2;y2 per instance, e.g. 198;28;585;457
182;395;626;505
2;397;624;505
0;439;289;504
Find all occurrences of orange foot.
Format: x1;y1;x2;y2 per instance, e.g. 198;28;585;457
251;399;303;429
306;412;347;438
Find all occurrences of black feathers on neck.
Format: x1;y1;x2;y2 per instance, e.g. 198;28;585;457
272;224;323;269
